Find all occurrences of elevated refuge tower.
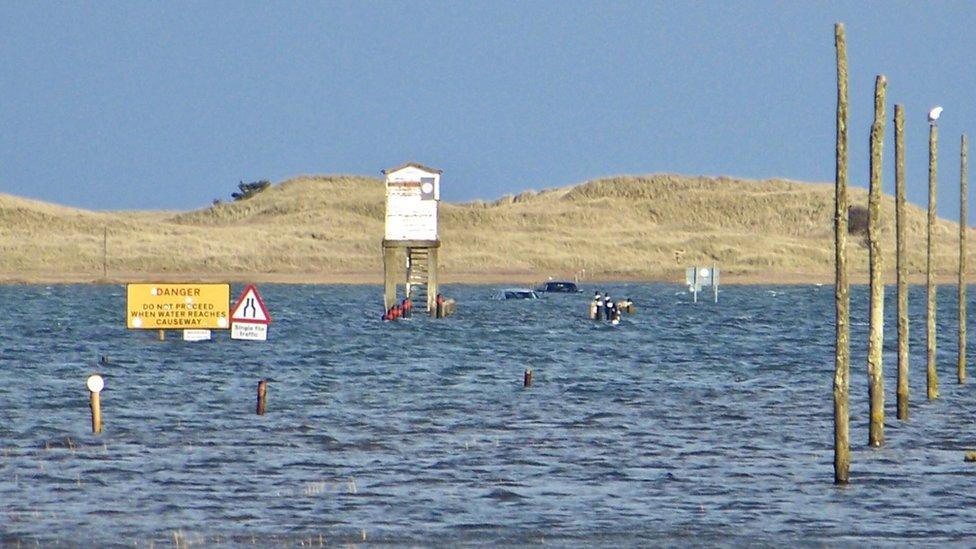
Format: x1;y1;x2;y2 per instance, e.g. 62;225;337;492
382;162;442;312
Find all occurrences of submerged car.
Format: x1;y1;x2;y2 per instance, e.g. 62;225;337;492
499;288;540;300
535;280;581;293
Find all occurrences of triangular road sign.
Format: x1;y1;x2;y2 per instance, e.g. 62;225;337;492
230;285;271;324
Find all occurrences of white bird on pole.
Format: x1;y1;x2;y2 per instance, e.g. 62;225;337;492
928;106;943;124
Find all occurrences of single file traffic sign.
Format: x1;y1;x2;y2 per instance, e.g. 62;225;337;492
230;285;271;324
230;285;271;341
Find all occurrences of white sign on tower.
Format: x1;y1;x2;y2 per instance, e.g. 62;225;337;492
230;285;272;341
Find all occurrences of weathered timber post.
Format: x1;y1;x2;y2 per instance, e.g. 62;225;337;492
833;23;851;484
431;294;441;319
895;104;909;420
524;369;533;388
960;134;969;384
427;246;440;314
86;374;104;434
383;246;398;311
90;392;101;433
256;379;268;415
928;118;940;400
158;329;165;342
867;75;886;447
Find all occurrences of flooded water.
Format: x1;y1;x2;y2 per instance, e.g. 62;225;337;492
2;283;976;546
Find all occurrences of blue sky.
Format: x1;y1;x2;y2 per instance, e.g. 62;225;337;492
2;2;975;222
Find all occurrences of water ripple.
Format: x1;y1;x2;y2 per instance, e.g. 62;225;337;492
2;283;976;545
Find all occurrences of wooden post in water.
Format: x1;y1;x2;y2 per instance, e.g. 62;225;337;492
895;104;909;420
427;246;439;314
256;380;268;415
960;134;969;384
867;75;886;447
86;374;104;434
90;392;101;434
523;369;533;387
158;329;165;341
832;23;851;484
927;117;940;400
383;245;398;311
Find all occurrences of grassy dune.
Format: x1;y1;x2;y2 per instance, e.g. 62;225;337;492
0;174;969;284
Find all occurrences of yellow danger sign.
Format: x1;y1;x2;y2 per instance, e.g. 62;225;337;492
126;283;230;330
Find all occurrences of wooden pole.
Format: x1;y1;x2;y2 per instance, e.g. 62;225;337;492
960;134;968;384
524;369;533;387
158;329;165;341
867;74;886;447
256;380;268;415
427;246;439;314
895;104;909;420
383;245;398;311
90;392;102;433
86;374;104;434
928;121;940;400
833;22;851;484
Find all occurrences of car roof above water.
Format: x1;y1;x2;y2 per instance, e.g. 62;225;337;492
500;288;540;299
537;280;580;292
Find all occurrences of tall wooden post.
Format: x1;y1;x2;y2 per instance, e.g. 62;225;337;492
928;120;940;400
833;23;851;484
895;105;909;420
383;245;398;311
867;75;886;447
427;246;439;313
960;134;969;384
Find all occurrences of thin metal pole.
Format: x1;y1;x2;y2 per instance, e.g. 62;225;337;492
713;265;718;303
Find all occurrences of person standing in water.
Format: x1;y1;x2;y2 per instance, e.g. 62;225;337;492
603;293;614;321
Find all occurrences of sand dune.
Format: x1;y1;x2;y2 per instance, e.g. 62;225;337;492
0;174;968;284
